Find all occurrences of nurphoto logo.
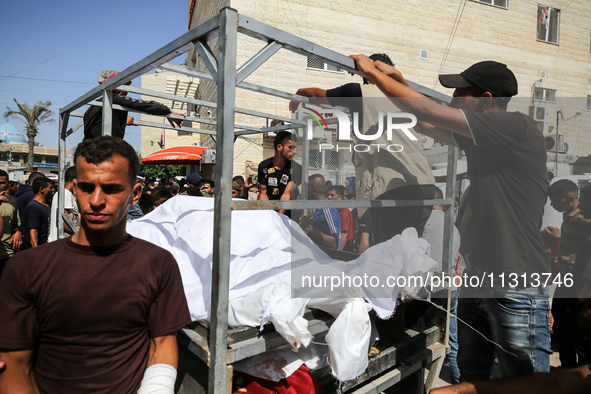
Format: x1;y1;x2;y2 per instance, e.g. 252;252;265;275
301;106;418;153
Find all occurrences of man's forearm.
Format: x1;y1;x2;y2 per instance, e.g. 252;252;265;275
309;225;337;249
29;230;38;248
0;351;39;394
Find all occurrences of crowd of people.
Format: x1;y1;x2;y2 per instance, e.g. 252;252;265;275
1;55;591;394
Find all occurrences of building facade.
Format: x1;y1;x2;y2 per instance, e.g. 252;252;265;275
184;0;591;177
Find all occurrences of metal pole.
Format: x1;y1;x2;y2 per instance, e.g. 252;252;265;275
555;111;559;176
102;89;113;137
57;112;69;239
209;7;237;394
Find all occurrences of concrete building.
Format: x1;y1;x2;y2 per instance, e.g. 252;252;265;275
140;70;201;156
181;0;591;178
0;121;71;181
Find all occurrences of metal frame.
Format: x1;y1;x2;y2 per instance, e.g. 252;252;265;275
58;7;457;393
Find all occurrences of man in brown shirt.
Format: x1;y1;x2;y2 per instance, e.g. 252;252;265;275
0;136;191;393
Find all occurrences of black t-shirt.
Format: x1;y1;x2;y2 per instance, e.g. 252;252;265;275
326;83;363;122
258;158;302;200
0;236;191;394
453;111;549;276
24;200;50;246
83;95;171;140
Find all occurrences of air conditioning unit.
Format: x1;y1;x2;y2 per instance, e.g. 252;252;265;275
202;149;216;164
545;134;568;154
529;105;549;134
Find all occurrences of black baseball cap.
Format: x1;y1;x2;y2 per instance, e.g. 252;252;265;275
438;61;518;98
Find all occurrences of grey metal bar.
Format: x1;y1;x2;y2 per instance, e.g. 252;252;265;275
65;120;83;137
132;119;218;136
442;146;459;276
208;7;238;394
299;113;310;203
117;84;306;126
160;62;314;106
236;41;284;84
194;40;219;84
57;112;69;239
232;198;453;211
238;14;359;75
238;14;451;103
73;101;263;134
60;15;220;114
101;89;113;136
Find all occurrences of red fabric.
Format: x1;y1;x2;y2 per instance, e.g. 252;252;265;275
232;365;324;394
339;208;354;243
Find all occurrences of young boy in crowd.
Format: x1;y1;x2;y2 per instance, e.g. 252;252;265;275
545;180;591;368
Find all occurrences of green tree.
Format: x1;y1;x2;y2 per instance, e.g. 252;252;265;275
138;154;185;180
4;99;54;170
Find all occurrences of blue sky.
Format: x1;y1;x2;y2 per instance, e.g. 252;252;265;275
0;0;189;153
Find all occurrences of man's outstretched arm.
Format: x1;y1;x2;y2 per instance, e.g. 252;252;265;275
289;88;330;112
0;350;39;394
350;54;471;141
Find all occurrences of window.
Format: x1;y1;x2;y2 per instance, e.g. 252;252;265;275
534;87;556;102
587;95;591;109
306;57;343;73
537;5;560;44
470;0;508;9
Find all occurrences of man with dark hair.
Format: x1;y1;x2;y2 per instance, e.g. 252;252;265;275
544;179;591;369
0;169;21;277
0;136;191;393
200;179;215;197
83;69;184;140
258;130;302;215
299;174;341;250
6;181;17;197
49;166;78;242
180;173;202;197
291;53;436;243
25;176;53;247
15;171;46;249
138;192;155;215
350;56;549;380
152;187;172;207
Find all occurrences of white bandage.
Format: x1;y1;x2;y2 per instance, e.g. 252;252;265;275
137;363;177;394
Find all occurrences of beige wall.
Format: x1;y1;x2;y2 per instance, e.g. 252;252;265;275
140;71;203;157
187;0;591;169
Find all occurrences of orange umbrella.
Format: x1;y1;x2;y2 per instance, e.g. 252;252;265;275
142;146;210;165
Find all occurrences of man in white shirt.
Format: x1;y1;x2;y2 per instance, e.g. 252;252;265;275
48;166;78;242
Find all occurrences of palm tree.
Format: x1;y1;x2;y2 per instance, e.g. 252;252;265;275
4;99;54;171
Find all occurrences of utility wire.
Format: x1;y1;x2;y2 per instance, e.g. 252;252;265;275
437;0;467;82
0;75;93;85
0;0;134;83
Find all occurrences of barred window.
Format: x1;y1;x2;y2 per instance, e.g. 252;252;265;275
470;0;508;9
307;57;343;73
534;87;557;103
537;5;560;44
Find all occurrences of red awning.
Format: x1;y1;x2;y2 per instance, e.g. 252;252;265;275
142;146;209;165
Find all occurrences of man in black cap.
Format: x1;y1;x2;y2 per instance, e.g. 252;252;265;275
180;173;203;197
351;56;549;381
83;69;185;140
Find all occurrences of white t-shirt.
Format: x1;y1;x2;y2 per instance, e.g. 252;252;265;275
48;189;78;242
